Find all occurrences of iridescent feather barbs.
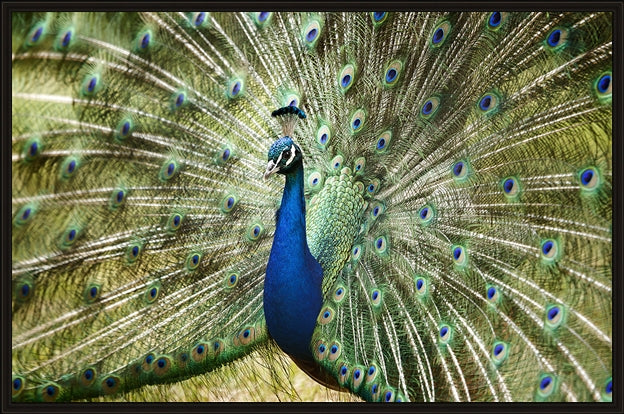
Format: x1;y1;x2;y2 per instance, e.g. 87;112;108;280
11;10;612;403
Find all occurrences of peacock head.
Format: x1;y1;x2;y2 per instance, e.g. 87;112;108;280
264;136;303;179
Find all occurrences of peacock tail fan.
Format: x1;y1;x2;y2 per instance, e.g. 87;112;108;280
11;10;612;403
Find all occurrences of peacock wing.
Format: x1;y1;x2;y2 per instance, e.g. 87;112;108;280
12;11;292;401
310;11;612;402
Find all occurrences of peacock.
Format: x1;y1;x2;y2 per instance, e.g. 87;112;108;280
11;10;613;403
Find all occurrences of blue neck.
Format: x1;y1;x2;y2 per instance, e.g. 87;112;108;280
264;163;324;361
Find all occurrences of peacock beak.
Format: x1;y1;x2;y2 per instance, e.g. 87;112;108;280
264;160;280;180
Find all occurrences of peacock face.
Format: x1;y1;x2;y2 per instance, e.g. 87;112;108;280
264;136;303;179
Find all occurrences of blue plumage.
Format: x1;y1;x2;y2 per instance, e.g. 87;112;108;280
264;136;324;361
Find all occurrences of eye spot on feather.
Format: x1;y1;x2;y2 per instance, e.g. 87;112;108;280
29;25;45;44
109;188;126;210
168;213;183;231
539;238;561;264
221;194;238;213
350;109;366;133
15;278;33;302
170;91;187;111
488;12;504;29
370;289;382;306
212;339;224;356
254;12;272;26
351;366;365;389
452;245;467;267
186;252;202;271
338;64;355;92
12;376;24;397
102;376;120;395
545;305;565;329
193;12;207;27
226;272;239;288
60;156;79;179
246;223;264;241
315;340;328;361
56;29;73;49
141;353;155;372
331;155;343;170
317;125;331;147
318;307;334;324
144;284;160;304
371;12;388;25
502;177;520;199
307;171;323;190
215;145;233;166
383;60;403;87
160;159;179;181
81;74;101;96
579;166;600;191
537;374;557;398
384;390;395;402
153;356;171;376
452;160;469;181
595;73;612;97
79;368;96;387
140;32;151;50
366;365;378;382
376;138;386;151
414;276;428;296
431;21;451;47
492;341;509;365
177;352;189;367
353;157;366;174
328;342;341;361
486;285;501;305
478;93;499;112
302;18;322;47
338;364;349;384
604;378;612;400
439;324;452;344
192;342;208;362
22;137;42;162
84;283;101;303
114;117;133;141
40;383;60;402
227;78;244;99
375;130;392;153
370;203;383;219
420;97;440;118
333;285;346;302
234;327;256;347
374;235;388;255
351;244;363;262
14;204;36;226
418;204;435;225
124;243;141;263
371;383;381;401
367;179;380;195
545;28;567;49
61;226;80;249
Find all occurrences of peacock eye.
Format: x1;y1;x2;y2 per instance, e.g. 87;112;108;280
283;150;291;158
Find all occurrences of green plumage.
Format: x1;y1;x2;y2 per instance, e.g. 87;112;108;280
11;10;612;403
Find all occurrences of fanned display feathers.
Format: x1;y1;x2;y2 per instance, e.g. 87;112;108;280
11;10;612;403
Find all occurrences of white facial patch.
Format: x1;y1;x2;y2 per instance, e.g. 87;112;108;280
284;145;296;166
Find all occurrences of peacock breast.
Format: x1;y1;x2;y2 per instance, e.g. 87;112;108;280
306;167;365;295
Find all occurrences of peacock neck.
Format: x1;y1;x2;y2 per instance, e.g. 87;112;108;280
264;162;324;362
